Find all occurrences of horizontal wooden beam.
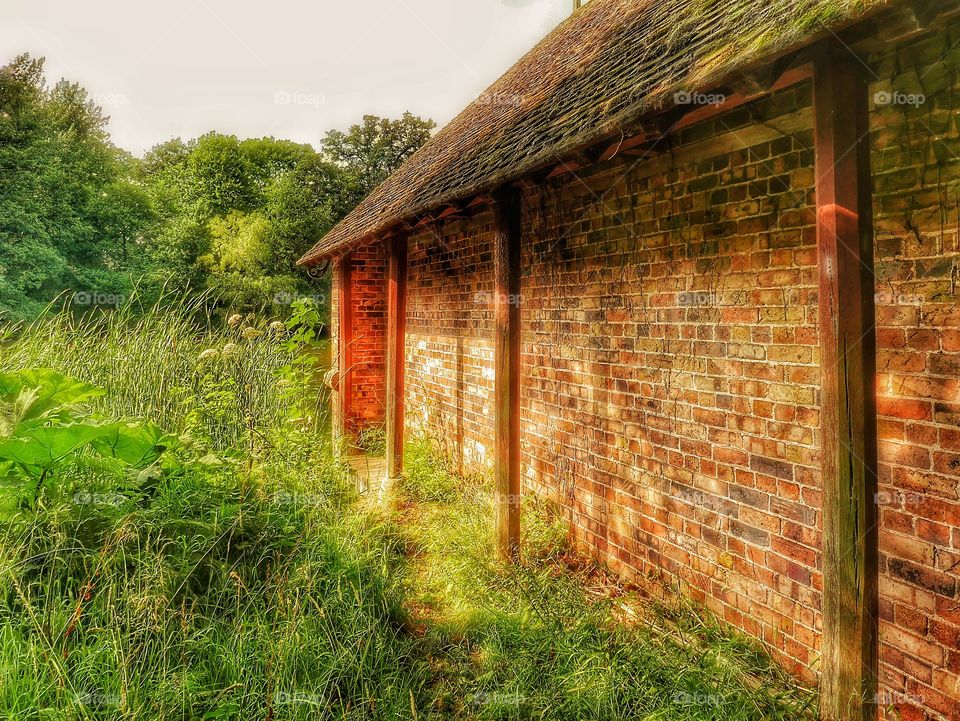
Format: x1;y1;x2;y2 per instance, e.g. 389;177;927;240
668;62;812;132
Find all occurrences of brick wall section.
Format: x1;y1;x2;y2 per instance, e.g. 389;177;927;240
403;214;496;474
870;20;960;721
331;243;388;433
519;85;822;679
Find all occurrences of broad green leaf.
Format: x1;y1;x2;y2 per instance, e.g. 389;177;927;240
0;369;105;427
14;369;105;420
0;423;112;469
0;372;24;400
91;422;173;468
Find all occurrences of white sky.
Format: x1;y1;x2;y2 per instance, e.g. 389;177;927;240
0;0;571;156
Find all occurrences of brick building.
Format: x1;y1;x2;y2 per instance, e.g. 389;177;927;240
300;1;960;719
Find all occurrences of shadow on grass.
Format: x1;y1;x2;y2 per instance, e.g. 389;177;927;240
390;439;819;721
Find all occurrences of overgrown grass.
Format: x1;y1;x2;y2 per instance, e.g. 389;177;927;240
0;304;424;720
0;295;328;449
393;439;819;721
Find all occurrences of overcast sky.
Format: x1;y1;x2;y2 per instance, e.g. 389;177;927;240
0;0;571;156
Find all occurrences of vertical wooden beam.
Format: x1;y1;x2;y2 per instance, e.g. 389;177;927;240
493;187;522;560
336;252;354;441
814;41;879;721
386;234;408;478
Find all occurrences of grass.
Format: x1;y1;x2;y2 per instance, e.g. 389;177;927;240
0;303;817;720
390;439;819;721
0;295;328;449
0;302;424;720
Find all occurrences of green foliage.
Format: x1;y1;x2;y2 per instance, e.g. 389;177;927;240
0;309;424;720
323;112;436;205
277;298;330;433
138;121;431;316
1;52;435;323
0;54;152;321
0;368;174;507
1;294;324;450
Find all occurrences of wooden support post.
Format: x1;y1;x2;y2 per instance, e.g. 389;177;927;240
336;252;354;442
493;187;522;561
385;234;408;479
814;41;879;721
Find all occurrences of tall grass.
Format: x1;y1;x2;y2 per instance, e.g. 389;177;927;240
0;295;328;449
0;303;424;720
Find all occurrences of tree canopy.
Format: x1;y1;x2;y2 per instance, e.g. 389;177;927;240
0;53;434;322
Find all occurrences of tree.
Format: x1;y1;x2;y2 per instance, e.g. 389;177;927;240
0;53;433;322
0;54;153;321
322;112;435;205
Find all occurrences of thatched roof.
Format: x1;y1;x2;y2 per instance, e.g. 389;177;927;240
300;0;885;265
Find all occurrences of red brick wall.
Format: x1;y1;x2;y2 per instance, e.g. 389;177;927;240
404;215;496;475
396;83;825;678
331;243;388;433
519;84;823;679
870;21;960;721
